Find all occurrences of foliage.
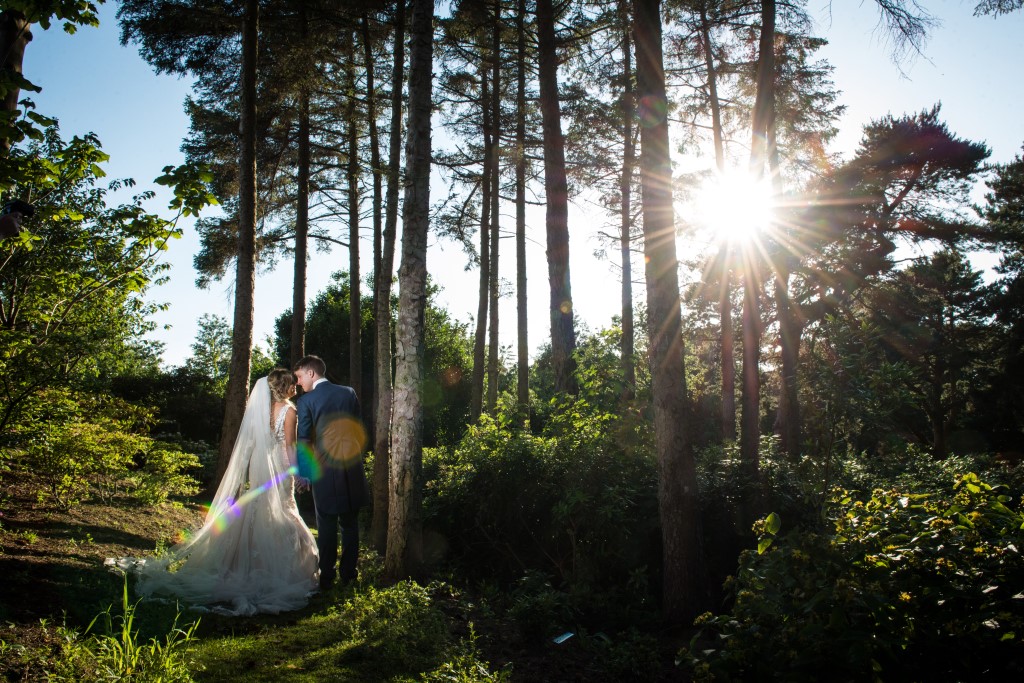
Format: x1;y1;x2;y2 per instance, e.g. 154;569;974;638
0;122;216;434
275;272;473;447
419;625;511;682
48;580;200;683
424;397;660;623
681;473;1024;680
2;387;200;510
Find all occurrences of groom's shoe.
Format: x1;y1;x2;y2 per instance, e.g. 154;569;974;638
319;577;335;592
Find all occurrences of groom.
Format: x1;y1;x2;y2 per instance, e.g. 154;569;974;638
294;355;369;590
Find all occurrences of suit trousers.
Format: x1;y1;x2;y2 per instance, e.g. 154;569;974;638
316;508;359;583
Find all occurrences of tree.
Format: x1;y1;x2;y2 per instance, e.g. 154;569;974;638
215;0;260;485
536;0;577;395
1;1;104;155
372;0;407;557
0;125;211;433
385;0;433;582
869;250;991;458
186;314;232;386
633;0;705;622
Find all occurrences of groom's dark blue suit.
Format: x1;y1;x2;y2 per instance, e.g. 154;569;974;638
295;380;369;586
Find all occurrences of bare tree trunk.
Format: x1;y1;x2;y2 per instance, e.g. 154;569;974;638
719;262;736;440
216;0;259;486
291;87;310;366
514;0;529;421
633;0;704;623
384;0;432;583
739;0;775;468
739;263;761;471
536;0;576;395
470;68;491;422
372;0;406;558
347;35;362;397
486;6;501;414
363;13;383;443
0;10;31;155
699;1;735;440
618;0;636;402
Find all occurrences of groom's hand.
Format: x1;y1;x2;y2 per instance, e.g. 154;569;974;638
296;476;311;492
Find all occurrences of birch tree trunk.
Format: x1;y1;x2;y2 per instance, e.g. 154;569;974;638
372;0;406;556
384;0;433;583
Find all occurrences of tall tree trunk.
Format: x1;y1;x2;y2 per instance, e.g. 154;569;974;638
514;0;529;421
347;35;362;398
216;0;259;486
0;10;31;155
363;13;383;443
385;0;433;583
291;51;310;367
536;0;577;395
700;1;735;440
719;263;736;439
739;262;761;471
633;0;704;623
372;0;406;559
470;68;492;422
767;112;801;458
486;6;501;414
618;0;636;402
739;0;775;467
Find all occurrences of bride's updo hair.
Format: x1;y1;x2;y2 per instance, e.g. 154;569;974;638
267;368;296;403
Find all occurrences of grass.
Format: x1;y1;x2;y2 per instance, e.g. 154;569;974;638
0;478;677;682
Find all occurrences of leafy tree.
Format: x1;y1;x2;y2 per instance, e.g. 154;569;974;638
273;273;472;449
185;313;232;385
868;249;994;458
0;125;209;433
1;1;104;155
978;146;1024;445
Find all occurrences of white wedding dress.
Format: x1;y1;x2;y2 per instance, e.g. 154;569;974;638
117;378;319;616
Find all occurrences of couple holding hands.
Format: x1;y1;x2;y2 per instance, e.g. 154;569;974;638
128;355;368;616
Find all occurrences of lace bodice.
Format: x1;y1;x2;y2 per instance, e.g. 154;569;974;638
272;403;293;446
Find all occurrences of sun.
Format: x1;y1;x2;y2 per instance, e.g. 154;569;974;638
692;171;775;244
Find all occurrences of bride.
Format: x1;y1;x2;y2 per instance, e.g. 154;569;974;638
126;368;319;616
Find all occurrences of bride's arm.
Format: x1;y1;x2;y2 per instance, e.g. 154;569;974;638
284;406;299;471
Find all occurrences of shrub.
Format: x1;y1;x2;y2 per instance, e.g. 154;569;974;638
682;473;1024;680
424;398;660;603
2;388;200;510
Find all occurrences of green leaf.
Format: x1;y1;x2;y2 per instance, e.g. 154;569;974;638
765;512;781;535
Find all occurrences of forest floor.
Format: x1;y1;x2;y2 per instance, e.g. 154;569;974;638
0;484;686;682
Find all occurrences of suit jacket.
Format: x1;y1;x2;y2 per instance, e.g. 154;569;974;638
295;381;370;515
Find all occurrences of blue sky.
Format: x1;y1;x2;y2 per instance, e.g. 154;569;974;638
21;1;1024;367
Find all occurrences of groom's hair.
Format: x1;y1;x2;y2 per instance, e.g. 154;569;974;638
294;355;327;378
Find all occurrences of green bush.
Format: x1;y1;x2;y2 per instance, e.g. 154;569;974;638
424;398;659;604
2;388;201;510
682;473;1024;680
